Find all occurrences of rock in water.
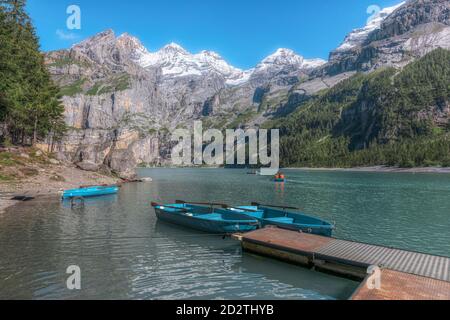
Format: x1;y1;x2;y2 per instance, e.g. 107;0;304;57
118;169;138;181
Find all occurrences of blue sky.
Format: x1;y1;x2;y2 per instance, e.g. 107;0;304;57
27;0;403;69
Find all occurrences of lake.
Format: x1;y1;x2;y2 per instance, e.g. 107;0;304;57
1;168;449;300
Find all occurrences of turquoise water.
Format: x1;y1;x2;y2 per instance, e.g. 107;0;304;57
1;168;449;300
144;168;450;257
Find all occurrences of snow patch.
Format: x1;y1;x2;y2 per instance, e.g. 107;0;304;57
336;2;405;52
254;48;326;72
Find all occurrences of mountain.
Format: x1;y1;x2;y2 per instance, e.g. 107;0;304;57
334;3;406;53
134;40;251;84
323;0;450;75
44;0;450;176
268;0;450;168
249;48;326;86
45;30;325;177
270;48;450;168
133;38;326;86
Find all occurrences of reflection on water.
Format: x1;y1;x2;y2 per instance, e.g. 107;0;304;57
2;168;449;300
274;182;285;201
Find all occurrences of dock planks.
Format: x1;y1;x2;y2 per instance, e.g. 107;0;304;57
351;269;450;300
236;227;450;300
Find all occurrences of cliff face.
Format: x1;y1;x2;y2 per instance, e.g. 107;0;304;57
47;31;163;178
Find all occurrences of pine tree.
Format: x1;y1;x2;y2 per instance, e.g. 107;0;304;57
0;0;66;146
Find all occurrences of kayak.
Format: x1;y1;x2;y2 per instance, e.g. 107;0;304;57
231;204;334;237
62;186;119;199
151;202;260;234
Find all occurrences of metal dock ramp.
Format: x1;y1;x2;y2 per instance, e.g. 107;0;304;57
315;239;450;282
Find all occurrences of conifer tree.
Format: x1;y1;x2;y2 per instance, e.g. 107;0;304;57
0;0;66;146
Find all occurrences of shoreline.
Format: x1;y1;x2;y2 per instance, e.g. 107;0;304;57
0;165;121;214
0;198;18;214
2;164;450;214
141;166;450;174
283;166;450;174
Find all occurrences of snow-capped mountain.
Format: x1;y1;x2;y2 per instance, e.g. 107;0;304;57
335;2;405;52
325;0;450;75
255;48;326;71
247;48;326;86
136;42;249;83
128;37;325;85
61;29;326;89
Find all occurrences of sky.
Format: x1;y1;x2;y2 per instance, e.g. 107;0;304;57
27;0;403;69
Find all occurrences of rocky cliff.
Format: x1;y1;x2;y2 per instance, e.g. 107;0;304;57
323;0;450;75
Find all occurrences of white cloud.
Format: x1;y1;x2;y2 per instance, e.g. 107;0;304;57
56;29;80;41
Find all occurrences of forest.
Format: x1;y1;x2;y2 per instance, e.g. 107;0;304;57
266;48;450;168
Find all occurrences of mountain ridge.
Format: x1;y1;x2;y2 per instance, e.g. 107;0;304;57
64;29;327;86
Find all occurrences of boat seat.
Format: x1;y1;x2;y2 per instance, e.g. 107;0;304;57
265;217;295;224
197;213;224;221
235;207;264;219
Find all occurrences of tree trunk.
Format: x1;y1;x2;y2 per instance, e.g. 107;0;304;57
47;130;53;153
33;115;38;146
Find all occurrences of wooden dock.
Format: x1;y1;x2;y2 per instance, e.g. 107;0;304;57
352;269;450;300
233;227;450;300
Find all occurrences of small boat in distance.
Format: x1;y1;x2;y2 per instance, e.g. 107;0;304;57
62;185;119;199
231;202;334;237
274;172;286;182
151;201;260;234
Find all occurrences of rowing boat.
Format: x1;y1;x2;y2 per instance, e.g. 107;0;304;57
231;203;334;237
62;186;119;199
151;202;260;234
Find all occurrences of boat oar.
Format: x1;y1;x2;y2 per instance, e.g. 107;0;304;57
176;200;228;207
177;200;261;213
251;202;303;211
224;205;260;213
79;184;121;189
151;202;188;213
176;200;260;213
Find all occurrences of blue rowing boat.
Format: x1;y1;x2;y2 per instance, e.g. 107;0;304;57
231;203;334;237
151;202;260;234
62;186;119;199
